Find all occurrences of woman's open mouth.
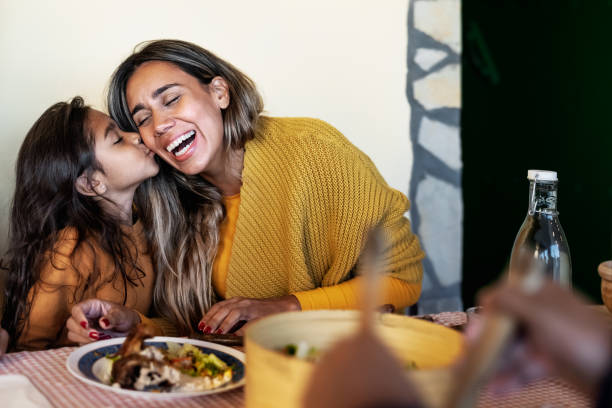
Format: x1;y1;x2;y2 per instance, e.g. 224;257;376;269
166;130;196;157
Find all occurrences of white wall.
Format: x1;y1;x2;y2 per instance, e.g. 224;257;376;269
0;0;412;250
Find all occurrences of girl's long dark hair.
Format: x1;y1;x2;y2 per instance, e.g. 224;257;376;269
1;97;145;350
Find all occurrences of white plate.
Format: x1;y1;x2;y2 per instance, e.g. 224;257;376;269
66;336;245;398
0;374;53;407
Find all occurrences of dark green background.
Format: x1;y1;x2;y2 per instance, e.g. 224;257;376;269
462;0;612;306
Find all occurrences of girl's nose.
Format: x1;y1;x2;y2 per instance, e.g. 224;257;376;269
126;132;141;145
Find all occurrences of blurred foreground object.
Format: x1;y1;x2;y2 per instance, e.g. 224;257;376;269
299;278;612;408
598;261;612;314
245;310;462;408
479;279;612;399
303;227;420;408
509;170;571;286
359;226;385;332
447;251;545;408
303;330;419;408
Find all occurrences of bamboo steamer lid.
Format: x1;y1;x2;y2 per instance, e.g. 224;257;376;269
245;310;464;408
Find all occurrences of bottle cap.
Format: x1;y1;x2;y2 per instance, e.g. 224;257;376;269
527;170;557;181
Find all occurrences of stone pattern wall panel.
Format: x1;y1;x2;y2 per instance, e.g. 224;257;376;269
408;0;463;313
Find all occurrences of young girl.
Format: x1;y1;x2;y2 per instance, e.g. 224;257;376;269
1;97;159;351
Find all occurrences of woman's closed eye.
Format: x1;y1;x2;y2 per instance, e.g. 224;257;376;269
134;115;149;128
133;95;179;127
164;95;180;106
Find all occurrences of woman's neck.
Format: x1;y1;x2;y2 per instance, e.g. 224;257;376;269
200;148;244;196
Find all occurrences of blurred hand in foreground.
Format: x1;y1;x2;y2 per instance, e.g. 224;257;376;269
303;279;612;408
66;299;141;345
477;279;612;396
303;329;421;408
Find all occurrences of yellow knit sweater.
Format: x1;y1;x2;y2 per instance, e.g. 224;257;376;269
213;194;422;310
224;117;424;300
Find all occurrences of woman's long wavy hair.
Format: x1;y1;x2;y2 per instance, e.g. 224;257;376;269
1;97;146;350
108;40;263;333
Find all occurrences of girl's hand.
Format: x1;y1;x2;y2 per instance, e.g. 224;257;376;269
198;295;301;336
66;299;141;345
0;327;8;356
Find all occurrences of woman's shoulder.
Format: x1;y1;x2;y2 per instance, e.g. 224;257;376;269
257;116;346;142
254;116;362;160
248;116;388;189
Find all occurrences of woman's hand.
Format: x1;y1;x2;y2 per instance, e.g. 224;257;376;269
66;299;141;345
0;327;8;356
198;295;301;335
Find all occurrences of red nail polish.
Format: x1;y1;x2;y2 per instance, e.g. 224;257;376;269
215;328;224;334
89;332;99;340
80;321;87;329
101;318;110;327
198;321;205;332
204;326;212;334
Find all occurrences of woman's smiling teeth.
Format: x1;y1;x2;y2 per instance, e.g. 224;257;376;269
166;130;196;157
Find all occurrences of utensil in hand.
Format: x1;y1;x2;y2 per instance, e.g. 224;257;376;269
359;225;386;333
447;247;545;408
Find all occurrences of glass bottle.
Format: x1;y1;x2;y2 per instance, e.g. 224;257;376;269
509;170;572;286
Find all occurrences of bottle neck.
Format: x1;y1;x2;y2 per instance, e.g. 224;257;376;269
528;180;558;214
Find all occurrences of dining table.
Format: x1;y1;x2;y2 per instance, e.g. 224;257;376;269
0;311;595;408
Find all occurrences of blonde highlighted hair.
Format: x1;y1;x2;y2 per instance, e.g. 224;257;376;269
111;40;264;333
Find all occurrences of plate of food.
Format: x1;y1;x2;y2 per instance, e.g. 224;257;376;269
66;324;245;398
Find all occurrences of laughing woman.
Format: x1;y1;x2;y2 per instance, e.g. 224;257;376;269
1;97;159;351
68;39;425;341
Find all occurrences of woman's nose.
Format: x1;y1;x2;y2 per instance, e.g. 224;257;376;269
153;112;173;137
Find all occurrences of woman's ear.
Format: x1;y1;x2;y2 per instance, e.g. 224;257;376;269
210;76;230;109
75;173;106;196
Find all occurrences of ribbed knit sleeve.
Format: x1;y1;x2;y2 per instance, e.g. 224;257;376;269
225;117;424;303
293;276;421;311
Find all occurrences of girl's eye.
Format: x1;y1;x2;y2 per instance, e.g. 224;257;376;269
113;137;123;145
165;95;180;106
